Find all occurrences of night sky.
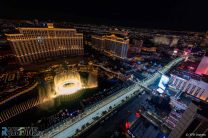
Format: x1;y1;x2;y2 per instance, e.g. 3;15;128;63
1;0;208;31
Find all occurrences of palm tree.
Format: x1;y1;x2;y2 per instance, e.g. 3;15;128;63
76;129;80;133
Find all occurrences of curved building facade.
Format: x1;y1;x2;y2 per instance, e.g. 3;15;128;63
6;23;84;65
92;34;129;59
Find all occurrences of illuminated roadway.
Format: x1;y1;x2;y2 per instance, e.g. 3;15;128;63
40;57;184;138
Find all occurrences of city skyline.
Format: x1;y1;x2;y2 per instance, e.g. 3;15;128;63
1;0;208;31
0;1;208;138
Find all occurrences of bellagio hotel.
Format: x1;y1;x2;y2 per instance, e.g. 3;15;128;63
6;23;84;65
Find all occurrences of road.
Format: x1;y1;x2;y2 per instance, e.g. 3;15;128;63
80;93;148;138
40;57;183;138
79;58;183;138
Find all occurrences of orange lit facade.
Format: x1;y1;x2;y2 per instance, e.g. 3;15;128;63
6;24;83;65
92;34;129;59
141;47;157;52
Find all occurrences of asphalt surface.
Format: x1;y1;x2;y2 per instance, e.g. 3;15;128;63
79;92;149;138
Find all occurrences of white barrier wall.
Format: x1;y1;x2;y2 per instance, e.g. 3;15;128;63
52;86;141;138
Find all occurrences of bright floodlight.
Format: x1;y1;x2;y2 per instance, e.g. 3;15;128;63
158;75;170;90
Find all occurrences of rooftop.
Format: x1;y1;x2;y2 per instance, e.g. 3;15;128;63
192;101;208;119
92;34;129;43
170;60;205;81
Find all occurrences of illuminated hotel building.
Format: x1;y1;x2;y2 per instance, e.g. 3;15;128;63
169;102;208;138
92;34;129;59
169;74;208;102
6;23;84;65
195;56;208;75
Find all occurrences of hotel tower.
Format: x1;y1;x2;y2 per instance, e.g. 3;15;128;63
92;34;129;59
6;23;84;65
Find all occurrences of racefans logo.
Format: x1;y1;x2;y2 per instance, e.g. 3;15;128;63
1;127;39;136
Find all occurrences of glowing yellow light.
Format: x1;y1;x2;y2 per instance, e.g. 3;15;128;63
39;70;98;103
55;80;82;95
54;71;83;96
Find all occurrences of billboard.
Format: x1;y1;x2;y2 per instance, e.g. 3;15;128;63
158;75;169;90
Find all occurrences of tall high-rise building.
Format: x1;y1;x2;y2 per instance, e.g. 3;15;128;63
195;56;208;75
92;34;129;59
169;74;208;102
169;102;208;138
6;23;84;65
